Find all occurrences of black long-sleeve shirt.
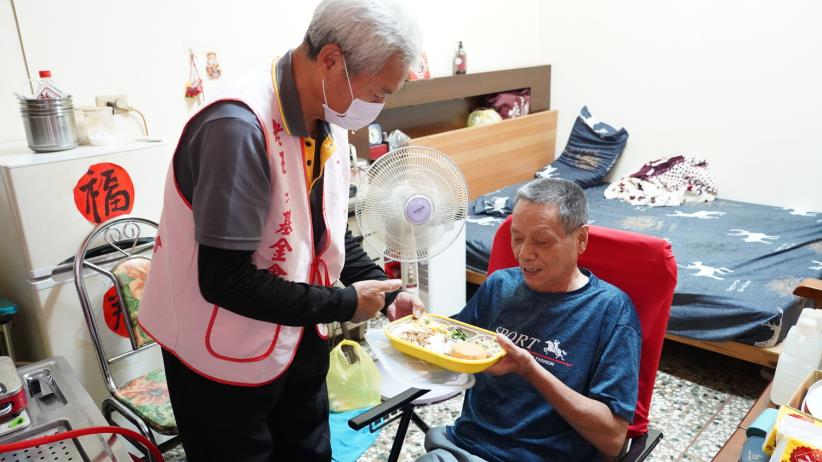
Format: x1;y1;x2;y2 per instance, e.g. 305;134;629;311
197;229;396;326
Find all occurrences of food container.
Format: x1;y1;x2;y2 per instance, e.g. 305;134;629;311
0;356;26;422
802;378;822;418
81;106;116;145
384;314;506;374
789;370;822;414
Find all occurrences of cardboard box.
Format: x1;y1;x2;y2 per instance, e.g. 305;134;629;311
762;370;822;455
763;405;822;454
790;369;822;411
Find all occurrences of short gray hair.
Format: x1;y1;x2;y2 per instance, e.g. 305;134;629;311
304;0;422;75
515;178;588;233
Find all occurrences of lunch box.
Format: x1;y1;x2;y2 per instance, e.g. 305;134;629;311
384;314;506;374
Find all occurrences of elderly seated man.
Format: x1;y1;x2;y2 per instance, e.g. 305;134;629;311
417;178;642;462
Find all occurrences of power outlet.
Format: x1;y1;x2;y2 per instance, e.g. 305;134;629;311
95;94;128;113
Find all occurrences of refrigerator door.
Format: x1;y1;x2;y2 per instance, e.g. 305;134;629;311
0;141;170;278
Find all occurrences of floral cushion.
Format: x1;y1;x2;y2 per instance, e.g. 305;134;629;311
115;369;177;434
112;256;153;347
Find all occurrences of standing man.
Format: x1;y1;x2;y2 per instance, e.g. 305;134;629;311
138;1;423;460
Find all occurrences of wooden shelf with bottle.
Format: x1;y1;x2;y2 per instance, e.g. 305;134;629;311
348;65;551;159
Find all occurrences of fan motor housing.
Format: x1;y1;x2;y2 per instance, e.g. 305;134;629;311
404;195;434;225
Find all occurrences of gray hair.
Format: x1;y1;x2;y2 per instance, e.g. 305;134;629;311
515;178;588;233
304;0;422;75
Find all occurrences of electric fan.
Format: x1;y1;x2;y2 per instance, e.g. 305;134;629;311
355;146;469;296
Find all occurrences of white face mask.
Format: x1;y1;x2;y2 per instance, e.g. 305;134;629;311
322;57;384;130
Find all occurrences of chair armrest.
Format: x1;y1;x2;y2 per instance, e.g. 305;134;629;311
348;387;430;430
794;278;822;304
619;428;662;462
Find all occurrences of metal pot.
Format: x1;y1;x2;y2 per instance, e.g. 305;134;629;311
18;96;79;153
0;356;26;422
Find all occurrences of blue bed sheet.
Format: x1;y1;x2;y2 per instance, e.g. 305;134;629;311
466;183;822;346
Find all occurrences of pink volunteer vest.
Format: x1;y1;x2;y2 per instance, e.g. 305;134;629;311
139;61;350;385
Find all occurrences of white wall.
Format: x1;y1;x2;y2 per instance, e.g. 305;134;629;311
535;1;822;212
4;0;821;210
1;0;27;142
9;1;321;143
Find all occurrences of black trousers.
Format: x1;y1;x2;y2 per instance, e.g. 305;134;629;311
162;328;331;462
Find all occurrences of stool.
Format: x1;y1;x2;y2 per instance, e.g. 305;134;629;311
0;299;17;362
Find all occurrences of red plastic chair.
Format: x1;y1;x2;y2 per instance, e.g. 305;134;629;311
351;217;676;462
487;215;677;456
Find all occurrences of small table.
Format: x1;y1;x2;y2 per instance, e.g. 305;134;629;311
0;356;132;460
712;382;774;461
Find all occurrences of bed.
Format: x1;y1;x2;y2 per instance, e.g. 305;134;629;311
466;180;822;346
412;110;822;367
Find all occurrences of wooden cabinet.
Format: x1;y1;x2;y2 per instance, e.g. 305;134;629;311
349;66;552;161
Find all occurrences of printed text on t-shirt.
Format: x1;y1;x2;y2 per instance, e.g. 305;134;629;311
496;326;573;366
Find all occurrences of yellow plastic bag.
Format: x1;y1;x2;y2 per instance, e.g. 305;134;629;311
327;339;382;412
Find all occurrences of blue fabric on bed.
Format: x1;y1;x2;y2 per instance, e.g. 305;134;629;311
467;182;523;272
535;106;629;188
467;183;822;346
470;192;514;216
472;107;627;217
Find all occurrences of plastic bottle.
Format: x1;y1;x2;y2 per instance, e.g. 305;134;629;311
770;317;822;405
34;70;67;99
799;308;822;334
797;308;822;367
453;41;466;75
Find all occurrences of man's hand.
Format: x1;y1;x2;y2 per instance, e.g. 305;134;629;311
485;333;537;377
386;291;425;321
350;279;402;323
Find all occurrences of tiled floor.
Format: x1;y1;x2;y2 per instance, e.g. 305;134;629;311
357;339;769;462
164;336;770;462
643;341;769;462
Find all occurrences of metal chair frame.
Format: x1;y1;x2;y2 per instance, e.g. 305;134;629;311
72;215;179;460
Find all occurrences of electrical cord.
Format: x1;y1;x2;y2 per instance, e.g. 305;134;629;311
107;99;150;137
0;425;165;461
129;106;149;137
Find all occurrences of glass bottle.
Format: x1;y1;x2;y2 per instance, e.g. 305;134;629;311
453;41;467;75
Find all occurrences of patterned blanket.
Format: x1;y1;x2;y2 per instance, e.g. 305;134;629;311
604;156;718;206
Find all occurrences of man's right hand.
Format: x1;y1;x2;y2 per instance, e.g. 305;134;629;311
350;279;402;323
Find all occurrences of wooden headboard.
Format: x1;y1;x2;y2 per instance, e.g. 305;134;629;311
410;111;558;200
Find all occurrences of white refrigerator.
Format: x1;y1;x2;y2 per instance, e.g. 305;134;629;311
0;141;170;405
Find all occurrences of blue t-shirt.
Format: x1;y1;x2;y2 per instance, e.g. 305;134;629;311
447;268;641;462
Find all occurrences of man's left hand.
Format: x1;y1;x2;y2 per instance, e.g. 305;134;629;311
485;333;537;377
386;291;425;321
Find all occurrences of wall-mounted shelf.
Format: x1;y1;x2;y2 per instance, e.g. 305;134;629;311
349;65;551;158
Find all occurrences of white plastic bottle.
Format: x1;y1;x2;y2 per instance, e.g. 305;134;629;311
799;308;822;334
797;308;822;368
770;317;822;405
